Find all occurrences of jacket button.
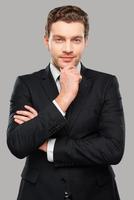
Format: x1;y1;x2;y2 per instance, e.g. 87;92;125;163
61;177;66;183
64;191;72;199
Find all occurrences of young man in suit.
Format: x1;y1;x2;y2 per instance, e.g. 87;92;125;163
7;5;125;200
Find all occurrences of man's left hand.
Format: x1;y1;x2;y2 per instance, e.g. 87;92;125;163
38;141;48;152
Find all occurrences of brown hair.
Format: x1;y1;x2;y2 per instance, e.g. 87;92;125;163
45;5;89;39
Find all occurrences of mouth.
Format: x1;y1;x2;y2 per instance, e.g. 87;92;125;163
60;56;75;62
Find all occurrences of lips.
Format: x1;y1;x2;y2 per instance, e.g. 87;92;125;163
60;56;75;62
60;57;74;59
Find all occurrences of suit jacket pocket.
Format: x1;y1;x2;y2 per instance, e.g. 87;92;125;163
21;166;39;184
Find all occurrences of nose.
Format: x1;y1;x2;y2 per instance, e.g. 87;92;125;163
62;41;73;53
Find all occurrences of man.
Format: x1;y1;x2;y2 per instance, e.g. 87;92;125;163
7;5;125;200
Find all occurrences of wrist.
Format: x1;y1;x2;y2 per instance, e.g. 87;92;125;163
55;93;72;112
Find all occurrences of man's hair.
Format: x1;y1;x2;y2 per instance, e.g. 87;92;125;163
45;5;89;39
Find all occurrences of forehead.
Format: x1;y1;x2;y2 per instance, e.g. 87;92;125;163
50;21;85;37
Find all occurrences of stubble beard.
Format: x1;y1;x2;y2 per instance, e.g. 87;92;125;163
52;57;80;71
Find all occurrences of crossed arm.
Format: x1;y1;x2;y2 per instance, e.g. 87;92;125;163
13;105;48;152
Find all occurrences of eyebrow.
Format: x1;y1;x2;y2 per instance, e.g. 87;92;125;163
53;35;83;39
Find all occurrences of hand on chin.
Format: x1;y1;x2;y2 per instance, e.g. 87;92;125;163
59;60;76;70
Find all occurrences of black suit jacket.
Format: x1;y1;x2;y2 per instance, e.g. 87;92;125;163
7;64;125;200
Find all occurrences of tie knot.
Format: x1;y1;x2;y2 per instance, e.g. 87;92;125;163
57;75;60;81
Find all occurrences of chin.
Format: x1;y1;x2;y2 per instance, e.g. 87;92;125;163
61;60;78;67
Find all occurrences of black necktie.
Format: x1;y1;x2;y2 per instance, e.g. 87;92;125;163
56;75;60;92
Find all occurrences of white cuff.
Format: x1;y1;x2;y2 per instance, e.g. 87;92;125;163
47;138;56;162
53;100;66;117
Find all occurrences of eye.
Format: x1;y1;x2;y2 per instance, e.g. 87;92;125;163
73;38;82;43
55;38;64;43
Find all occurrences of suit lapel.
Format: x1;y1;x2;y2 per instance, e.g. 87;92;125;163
40;64;59;101
66;65;93;132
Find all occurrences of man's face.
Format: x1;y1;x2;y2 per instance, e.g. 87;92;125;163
44;21;87;70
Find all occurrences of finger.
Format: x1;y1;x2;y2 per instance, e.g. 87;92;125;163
14;115;30;122
79;75;82;83
60;64;75;71
24;105;38;116
80;75;82;80
66;65;76;70
14;118;24;125
38;143;44;151
69;67;79;73
38;145;43;150
16;110;34;118
59;63;71;69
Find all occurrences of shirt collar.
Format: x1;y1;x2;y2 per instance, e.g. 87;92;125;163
50;62;81;82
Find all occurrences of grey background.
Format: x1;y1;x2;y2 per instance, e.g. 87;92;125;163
0;0;133;199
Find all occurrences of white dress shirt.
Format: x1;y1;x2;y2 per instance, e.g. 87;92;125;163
47;62;81;162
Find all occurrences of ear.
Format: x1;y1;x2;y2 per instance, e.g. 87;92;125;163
44;35;49;47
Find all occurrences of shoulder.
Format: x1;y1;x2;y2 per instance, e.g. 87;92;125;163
12;67;48;91
82;65;118;84
14;65;49;87
82;65;119;94
83;66;115;80
18;68;45;81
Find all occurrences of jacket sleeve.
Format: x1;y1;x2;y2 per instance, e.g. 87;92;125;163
7;76;67;159
54;76;125;167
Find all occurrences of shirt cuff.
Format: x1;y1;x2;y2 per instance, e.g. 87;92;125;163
47;138;56;162
53;99;66;117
